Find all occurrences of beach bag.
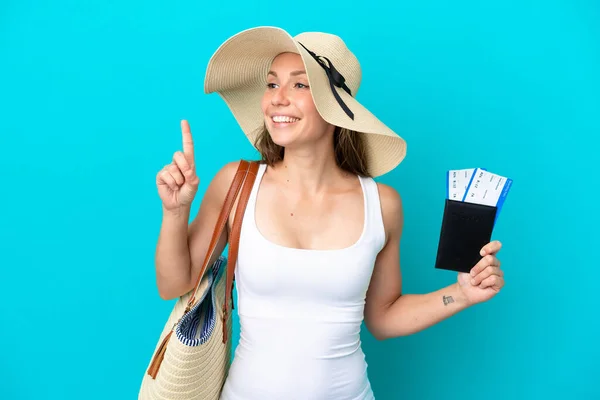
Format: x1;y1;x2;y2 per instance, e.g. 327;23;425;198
138;160;259;399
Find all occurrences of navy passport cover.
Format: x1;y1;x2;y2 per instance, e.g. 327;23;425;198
435;199;497;274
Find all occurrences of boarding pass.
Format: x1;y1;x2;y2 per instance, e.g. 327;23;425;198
447;168;484;201
447;167;512;222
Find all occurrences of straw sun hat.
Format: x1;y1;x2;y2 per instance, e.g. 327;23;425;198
203;26;407;177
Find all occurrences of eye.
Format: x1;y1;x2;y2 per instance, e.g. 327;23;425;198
295;82;309;89
266;83;278;89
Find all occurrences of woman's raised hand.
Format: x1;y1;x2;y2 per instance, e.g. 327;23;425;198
156;120;200;211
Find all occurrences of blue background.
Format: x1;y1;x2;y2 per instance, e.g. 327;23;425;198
1;0;598;399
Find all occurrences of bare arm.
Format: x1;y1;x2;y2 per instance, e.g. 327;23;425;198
364;184;470;339
364;184;505;340
153;120;242;299
184;161;241;295
154;206;193;299
154;161;240;299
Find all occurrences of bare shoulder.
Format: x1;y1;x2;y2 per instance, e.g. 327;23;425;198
211;160;243;189
375;182;404;242
206;160;259;226
200;160;243;201
376;182;403;218
191;160;243;222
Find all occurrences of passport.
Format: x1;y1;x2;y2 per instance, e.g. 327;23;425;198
437;167;512;273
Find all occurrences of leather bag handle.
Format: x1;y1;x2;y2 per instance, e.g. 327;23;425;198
186;160;258;312
221;161;259;341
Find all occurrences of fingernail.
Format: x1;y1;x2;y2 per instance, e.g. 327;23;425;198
471;279;476;285
470;270;475;277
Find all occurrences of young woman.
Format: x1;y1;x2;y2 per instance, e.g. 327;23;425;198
154;27;505;400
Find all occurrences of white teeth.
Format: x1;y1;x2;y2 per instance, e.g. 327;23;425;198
272;115;299;123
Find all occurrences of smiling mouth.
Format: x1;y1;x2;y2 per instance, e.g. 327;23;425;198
271;115;300;124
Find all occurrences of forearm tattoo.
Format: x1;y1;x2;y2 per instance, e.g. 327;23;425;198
443;295;454;306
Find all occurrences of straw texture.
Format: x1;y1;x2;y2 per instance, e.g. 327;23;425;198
138;257;233;400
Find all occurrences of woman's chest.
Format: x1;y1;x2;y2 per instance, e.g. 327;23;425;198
254;184;365;251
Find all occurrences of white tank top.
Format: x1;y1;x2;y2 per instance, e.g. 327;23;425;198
220;163;386;400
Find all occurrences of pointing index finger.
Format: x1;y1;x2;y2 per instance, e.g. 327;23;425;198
181;120;195;163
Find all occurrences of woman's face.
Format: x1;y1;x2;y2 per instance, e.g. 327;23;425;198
261;52;333;149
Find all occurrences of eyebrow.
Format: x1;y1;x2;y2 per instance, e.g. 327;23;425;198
267;70;307;77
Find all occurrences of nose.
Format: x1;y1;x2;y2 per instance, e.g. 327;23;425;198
271;86;291;107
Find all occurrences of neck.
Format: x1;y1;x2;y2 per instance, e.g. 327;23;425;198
273;135;344;195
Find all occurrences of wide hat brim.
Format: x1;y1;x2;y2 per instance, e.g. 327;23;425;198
204;26;407;177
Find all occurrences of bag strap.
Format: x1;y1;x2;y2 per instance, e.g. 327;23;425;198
186;160;259;312
146;160;259;379
221;160;259;342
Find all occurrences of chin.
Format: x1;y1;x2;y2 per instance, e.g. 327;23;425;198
269;134;297;148
266;123;301;147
